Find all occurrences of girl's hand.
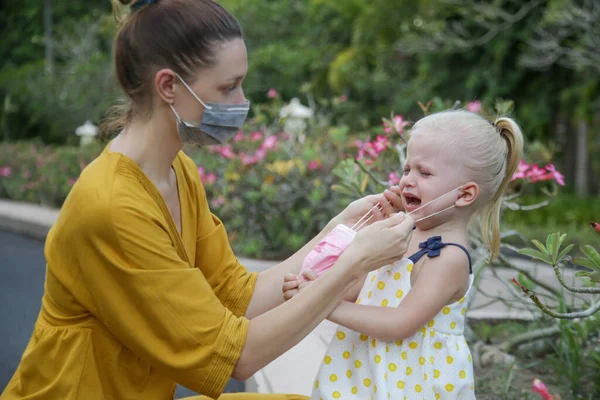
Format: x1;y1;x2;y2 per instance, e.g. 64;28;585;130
282;271;318;301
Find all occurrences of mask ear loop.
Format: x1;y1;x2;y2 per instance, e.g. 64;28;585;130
351;204;382;231
351;185;464;232
175;73;214;110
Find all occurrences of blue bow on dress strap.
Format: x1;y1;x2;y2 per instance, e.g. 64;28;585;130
408;236;445;263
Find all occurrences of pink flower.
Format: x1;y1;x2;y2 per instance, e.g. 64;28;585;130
240;153;258;166
216;144;235;159
372;135;388;154
532;378;554;400
337;95;348;102
544;164;565;186
388;172;400;185
68;178;77;186
267;88;279;99
250;131;264;141
233;131;245;142
197;167;216;184
355;139;379;162
261;135;278;150
382;119;392;134
308;160;321;171
204;173;217;185
254;148;267;163
210;196;226;207
0;166;12;177
467;101;482;113
393;115;410;134
512;159;530;181
23;171;31;179
526;164;547;183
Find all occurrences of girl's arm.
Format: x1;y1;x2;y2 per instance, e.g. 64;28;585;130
328;248;470;342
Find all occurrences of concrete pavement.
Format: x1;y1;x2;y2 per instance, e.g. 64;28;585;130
0;199;583;396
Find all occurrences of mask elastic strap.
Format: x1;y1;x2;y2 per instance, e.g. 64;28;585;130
169;104;183;122
414;204;456;223
175;73;213;110
405;185;463;218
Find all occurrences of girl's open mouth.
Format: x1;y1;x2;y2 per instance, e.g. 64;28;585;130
403;193;421;210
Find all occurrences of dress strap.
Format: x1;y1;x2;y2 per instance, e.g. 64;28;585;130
407;236;472;274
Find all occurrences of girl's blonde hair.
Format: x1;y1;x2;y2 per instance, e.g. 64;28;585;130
411;110;524;260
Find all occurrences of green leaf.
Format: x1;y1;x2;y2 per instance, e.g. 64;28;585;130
518;248;551;264
573;257;599;271
557;244;574;264
558;233;567;248
546;233;555;256
590;271;600;283
582;245;600;269
575;271;590;278
552;233;568;263
531;239;547;254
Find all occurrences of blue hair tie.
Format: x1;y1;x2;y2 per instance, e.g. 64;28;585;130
131;0;155;11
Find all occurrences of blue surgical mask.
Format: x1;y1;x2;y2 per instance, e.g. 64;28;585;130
169;74;250;145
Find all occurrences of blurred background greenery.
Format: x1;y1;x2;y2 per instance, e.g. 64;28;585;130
0;0;598;259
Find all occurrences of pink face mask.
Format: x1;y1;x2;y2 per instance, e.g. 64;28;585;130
298;185;464;281
298;224;357;281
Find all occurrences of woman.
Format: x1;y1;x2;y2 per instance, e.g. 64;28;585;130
2;0;414;399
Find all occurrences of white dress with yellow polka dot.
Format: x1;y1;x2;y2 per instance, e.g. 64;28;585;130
311;239;475;400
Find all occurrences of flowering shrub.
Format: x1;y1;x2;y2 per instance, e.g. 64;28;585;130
0;140;103;207
0;96;576;260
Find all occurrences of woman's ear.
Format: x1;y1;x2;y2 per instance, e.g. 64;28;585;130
154;69;177;104
455;182;479;208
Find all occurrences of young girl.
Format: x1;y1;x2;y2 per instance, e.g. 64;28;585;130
284;110;523;399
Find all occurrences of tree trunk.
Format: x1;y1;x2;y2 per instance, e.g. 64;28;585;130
44;0;54;75
574;119;588;196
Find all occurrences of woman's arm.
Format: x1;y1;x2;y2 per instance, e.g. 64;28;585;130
327;251;470;342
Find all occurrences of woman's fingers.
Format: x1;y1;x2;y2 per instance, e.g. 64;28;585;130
384;186;405;212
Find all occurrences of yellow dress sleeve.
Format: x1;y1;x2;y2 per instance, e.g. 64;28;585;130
195;210;258;317
78;197;247;399
181;153;258;317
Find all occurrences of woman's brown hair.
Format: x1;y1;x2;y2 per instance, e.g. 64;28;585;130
101;0;242;137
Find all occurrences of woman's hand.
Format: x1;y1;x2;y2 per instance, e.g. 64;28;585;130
335;186;405;229
339;212;415;275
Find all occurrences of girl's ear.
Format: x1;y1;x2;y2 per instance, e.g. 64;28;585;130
455;182;479;208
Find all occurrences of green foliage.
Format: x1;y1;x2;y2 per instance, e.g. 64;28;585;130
0;10;119;143
574;246;600;284
2;0;599;199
